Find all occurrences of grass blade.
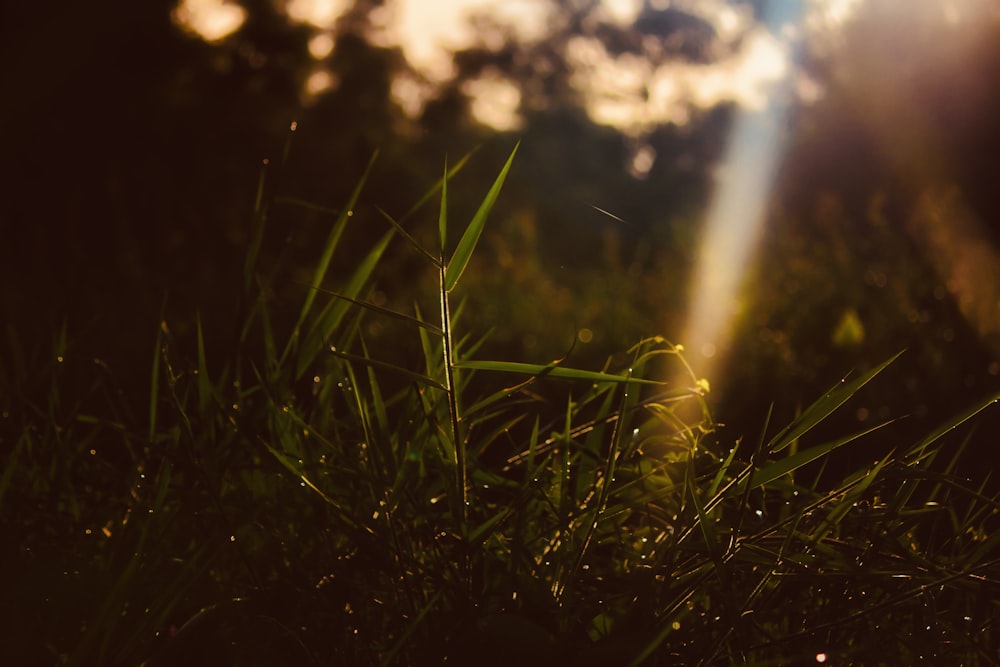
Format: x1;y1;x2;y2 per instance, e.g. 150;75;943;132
439;158;448;256
444;143;518;292
743;420;893;491
455;359;664;385
306;285;443;336
767;351;902;453
904;389;1000;461
295;228;394;378
282;151;378;364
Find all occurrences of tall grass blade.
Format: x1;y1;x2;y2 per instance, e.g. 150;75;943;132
439;158;448;256
743;420;893;491
149;322;164;444
904;389;1000;461
307;286;443;335
444;143;518;292
391;150;474;227
295;228;394;379
283;151;378;363
330;348;447;390
195;314;212;412
455;359;663;385
375;205;441;267
438;259;466;534
766;351;902;453
244;159;269;293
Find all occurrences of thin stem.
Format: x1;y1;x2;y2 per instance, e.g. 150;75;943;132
439;260;467;529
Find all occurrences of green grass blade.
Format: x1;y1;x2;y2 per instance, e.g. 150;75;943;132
328;348;447;390
244;159;270;293
283;151;378;363
306;285;443;335
810;452;894;543
398;150;475;224
149;322;164;444
743;419;893;491
455;359;663;385
444;143;518;292
195;314;212;412
904;389;1000;461
688;474;728;587
561;377;633;599
295;228;394;379
375;205;441;268
439;158;448;256
766;351;902;453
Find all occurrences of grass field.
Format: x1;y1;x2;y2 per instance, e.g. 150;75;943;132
2;147;998;666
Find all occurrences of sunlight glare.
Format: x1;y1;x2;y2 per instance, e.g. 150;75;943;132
569;24;790;136
462;74;524;131
309;33;335;59
172;0;246;42
286;0;350;27
306;69;336;96
601;0;642;26
673;0;803;383
392;0;551;84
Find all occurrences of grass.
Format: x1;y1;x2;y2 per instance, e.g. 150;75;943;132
2;145;999;666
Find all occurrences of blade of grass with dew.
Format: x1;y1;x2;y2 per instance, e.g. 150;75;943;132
767;351;902;453
282;151;378;365
689;465;730;586
444;143;518;292
561;378;633;600
903;389;1000;462
741;420;893;492
455;359;663;385
360;337;392;447
256;431;375;537
886;392;1000;520
343;358;393;482
75;459;175;665
809;451;895;544
463;376;544;422
295;228;394;379
435;213;466;540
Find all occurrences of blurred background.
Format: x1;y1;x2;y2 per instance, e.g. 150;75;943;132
3;0;999;476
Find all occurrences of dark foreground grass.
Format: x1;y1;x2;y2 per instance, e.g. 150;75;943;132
2;147;999;666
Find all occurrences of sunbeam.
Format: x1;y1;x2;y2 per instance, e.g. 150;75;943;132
673;0;804;386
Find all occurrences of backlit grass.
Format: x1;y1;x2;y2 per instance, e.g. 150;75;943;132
2;147;998;666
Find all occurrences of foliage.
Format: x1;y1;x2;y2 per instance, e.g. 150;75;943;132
2;151;999;666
